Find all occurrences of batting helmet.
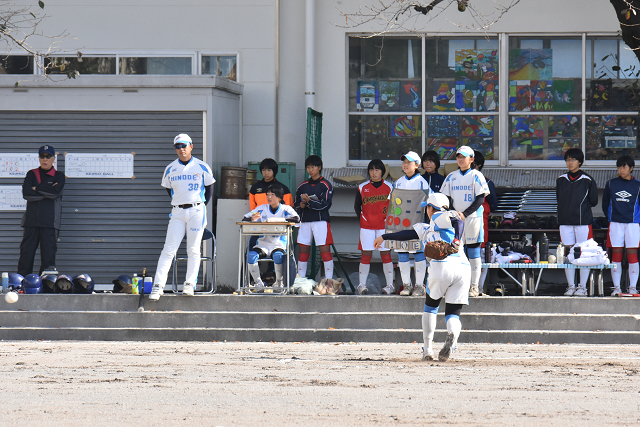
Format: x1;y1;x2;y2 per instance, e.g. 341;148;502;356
22;274;43;294
41;275;57;293
8;273;24;292
112;275;133;293
54;274;74;294
72;274;95;294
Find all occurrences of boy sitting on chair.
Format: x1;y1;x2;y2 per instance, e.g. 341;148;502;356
243;185;299;289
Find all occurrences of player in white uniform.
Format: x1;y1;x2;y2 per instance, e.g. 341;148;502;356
440;146;489;297
149;134;215;301
243;185;299;289
393;151;431;296
374;193;469;361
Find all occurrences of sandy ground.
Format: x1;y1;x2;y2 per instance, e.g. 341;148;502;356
0;341;639;426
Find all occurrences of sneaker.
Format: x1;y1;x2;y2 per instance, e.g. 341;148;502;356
563;286;576;296
611;287;622;297
412;284;426;297
469;285;480;297
182;282;195;296
148;283;164;301
422;348;436;361
382;284;395;295
274;278;284;289
573;286;587;296
628;287;638;295
356;283;369;295
399;284;413;296
438;333;455;362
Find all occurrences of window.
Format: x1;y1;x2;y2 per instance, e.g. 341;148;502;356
120;57;192;75
0;55;33;74
44;57;116;75
202;55;237;81
348;34;640;164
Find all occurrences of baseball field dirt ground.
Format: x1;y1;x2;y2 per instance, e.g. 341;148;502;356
0;341;638;426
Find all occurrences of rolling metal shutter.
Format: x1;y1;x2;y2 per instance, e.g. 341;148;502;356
0;111;206;287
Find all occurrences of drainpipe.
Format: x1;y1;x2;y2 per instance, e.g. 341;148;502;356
305;0;315;110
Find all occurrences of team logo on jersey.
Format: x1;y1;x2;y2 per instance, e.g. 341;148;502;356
615;190;632;202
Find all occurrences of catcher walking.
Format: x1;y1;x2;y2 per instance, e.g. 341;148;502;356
374;193;470;361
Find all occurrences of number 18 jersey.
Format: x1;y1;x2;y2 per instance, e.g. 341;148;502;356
161;157;215;206
440;169;489;218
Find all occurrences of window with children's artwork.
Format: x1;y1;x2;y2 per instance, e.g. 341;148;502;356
424;37;499;161
585;38;640;160
508;37;582;160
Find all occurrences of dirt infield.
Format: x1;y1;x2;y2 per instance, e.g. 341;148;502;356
0;341;639;426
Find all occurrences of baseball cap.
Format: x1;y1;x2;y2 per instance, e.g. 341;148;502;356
401;151;421;163
456;146;475;157
420;192;449;210
173;134;193;146
39;145;55;156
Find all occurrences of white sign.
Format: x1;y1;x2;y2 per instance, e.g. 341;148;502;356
0;185;26;211
65;153;134;178
0;153;58;178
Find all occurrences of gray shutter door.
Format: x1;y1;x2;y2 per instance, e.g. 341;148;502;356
0;111;207;287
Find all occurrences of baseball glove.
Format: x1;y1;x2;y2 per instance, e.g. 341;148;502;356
424;239;460;260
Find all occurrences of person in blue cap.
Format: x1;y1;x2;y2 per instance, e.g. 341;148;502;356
17;145;65;276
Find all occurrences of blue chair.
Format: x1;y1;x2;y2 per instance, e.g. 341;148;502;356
172;229;216;293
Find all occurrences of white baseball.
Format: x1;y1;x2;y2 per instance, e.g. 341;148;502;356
548;255;557;264
4;292;18;304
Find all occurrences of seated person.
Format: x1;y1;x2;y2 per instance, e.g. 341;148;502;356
243;185;299;288
249;158;294;209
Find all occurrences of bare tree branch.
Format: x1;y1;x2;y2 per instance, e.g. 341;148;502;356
336;0;522;36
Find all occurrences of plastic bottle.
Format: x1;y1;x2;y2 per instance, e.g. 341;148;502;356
540;233;549;262
556;243;565;265
485;241;492;263
132;273;139;295
1;272;8;293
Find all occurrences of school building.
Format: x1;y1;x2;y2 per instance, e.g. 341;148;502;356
0;0;635;286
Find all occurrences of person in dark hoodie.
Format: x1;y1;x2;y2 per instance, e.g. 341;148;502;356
421;150;445;193
17;145;65;276
556;147;598;296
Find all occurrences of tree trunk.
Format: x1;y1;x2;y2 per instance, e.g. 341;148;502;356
611;0;640;63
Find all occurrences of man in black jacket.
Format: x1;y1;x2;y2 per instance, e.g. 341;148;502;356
556;148;598;296
17;145;65;276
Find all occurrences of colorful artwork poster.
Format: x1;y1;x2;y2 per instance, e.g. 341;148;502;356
461;116;494;137
532;80;553;111
462;137;494;160
427;115;459;137
546;138;581;160
510;80;532;112
390;116;421;138
427;138;458;160
509;49;553;80
357;81;379;111
510;138;544;160
553;80;576;112
549;115;581;138
455;49;498;81
432;80;455;112
455;81;498;112
511;115;544;138
589;80;612;111
400;81;421;111
379;81;400;111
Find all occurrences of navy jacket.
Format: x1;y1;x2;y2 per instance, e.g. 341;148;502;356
422;171;445;193
21;167;65;229
294;176;333;223
556;171;598;226
602;176;640;224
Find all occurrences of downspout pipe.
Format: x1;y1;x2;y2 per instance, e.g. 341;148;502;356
305;0;315;110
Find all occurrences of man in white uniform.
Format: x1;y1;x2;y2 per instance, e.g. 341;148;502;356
149;134;215;301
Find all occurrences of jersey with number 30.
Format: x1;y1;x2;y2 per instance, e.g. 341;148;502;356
440;169;489;218
161;157;215;206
